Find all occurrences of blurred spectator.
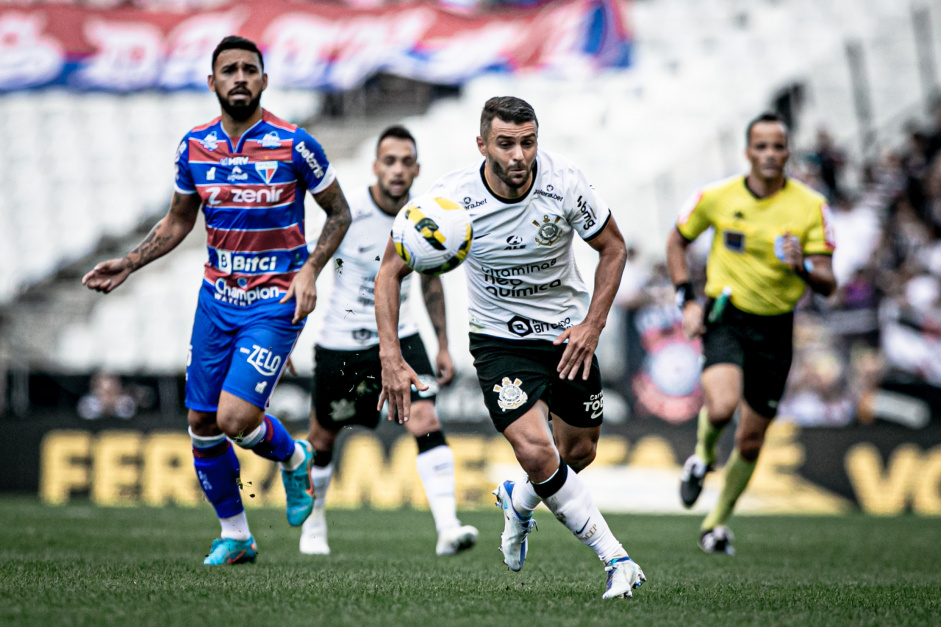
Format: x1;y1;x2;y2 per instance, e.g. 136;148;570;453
77;372;137;420
808;128;846;202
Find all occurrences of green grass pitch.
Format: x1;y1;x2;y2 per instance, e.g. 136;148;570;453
0;497;939;626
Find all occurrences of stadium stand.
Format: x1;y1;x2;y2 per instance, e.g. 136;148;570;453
0;0;936;388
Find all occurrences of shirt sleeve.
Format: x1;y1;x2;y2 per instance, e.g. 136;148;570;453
676;189;713;241
565;167;611;241
292;128;336;195
804;200;836;255
173;135;196;195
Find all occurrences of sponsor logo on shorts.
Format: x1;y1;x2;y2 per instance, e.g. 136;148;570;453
255;381;267;394
493;377;528;411
243;344;282;377
330;398;357;422
533;215;563;246
507;315;572;336
583;391;604;419
213;279;281;306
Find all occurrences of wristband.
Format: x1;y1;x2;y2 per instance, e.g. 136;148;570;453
804;258;815;275
674;281;696;309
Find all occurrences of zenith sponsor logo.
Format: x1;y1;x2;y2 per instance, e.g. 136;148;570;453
295;141;325;178
204;186;286;205
213;279;281;305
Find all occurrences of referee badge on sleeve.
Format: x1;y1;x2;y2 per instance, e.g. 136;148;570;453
494;377;528;411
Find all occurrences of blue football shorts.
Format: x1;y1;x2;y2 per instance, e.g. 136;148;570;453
185;287;304;412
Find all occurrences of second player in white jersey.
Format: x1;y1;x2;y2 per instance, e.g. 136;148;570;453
316;185;418;350
427;149;611;341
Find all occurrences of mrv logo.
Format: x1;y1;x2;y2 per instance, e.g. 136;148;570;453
241;344;282;376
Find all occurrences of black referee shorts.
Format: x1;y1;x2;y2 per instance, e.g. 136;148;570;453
701;301;794;419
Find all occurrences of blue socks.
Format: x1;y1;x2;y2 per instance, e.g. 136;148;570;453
191;430;243;519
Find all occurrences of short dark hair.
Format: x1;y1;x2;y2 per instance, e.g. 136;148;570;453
376;125;417;155
212;36;264;71
480;96;538;139
746;112;789;146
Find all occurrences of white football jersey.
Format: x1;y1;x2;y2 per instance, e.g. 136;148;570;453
427;150;611;341
315;187;418;350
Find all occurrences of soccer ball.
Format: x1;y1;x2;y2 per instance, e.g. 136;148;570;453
391;195;473;276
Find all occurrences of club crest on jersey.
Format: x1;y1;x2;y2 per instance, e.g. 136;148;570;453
494;377;527;411
200;131;220;151
260;131;282;148
255;161;278;184
330;398;356;422
533;215;563;246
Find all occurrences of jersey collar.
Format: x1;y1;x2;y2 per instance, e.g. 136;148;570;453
216;111;268;153
479;159;538;204
743;175;788;201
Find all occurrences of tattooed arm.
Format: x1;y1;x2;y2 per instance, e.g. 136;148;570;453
82;191;202;294
420;274;454;385
280;179;352;323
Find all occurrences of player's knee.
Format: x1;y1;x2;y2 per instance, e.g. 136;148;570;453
513;437;559;479
559;440;596;473
187;410;218;435
404;402;440;436
706;397;737;423
736;431;764;462
308;422;337;452
216;411;261;440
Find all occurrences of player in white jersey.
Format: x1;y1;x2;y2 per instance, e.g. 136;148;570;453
375;98;646;599
300;126;478;557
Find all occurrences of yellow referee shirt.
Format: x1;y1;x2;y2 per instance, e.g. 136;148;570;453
677;175;835;315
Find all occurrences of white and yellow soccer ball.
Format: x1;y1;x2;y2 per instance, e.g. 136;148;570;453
391;195;473;276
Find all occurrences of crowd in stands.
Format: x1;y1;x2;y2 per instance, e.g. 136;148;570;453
617;100;941;428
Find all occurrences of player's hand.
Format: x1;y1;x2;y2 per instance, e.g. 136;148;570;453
435;348;455;387
782;231;803;272
553;321;602;381
281;264;317;324
378;353;427;424
682;301;706;339
81;258;132;294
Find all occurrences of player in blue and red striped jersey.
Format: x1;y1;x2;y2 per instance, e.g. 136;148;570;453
83;36;352;565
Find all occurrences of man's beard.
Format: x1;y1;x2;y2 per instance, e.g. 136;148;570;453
378;181;410;205
217;91;261;122
491;157;532;190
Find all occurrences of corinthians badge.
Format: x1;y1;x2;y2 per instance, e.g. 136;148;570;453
533;215;563;246
494;377;528;411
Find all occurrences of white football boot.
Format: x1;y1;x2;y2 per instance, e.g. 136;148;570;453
299;508;330;555
492;481;537;571
436;525;479;556
602;557;647;599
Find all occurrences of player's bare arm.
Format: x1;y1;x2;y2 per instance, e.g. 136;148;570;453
666;227;705;339
82;191;202;294
554;217;627;381
420;274;454;386
780;234;837;296
375;239;426;423
280;179;352;323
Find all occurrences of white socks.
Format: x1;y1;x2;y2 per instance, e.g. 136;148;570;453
219;511;251;541
512;480;541;517
541;469;628;564
310;463;333;508
280;442;306;472
416;445;461;533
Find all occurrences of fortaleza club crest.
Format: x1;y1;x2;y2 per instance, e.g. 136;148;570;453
494;377;528;411
533;215;563;246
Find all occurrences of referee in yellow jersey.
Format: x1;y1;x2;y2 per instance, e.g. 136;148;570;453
666;112;837;555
